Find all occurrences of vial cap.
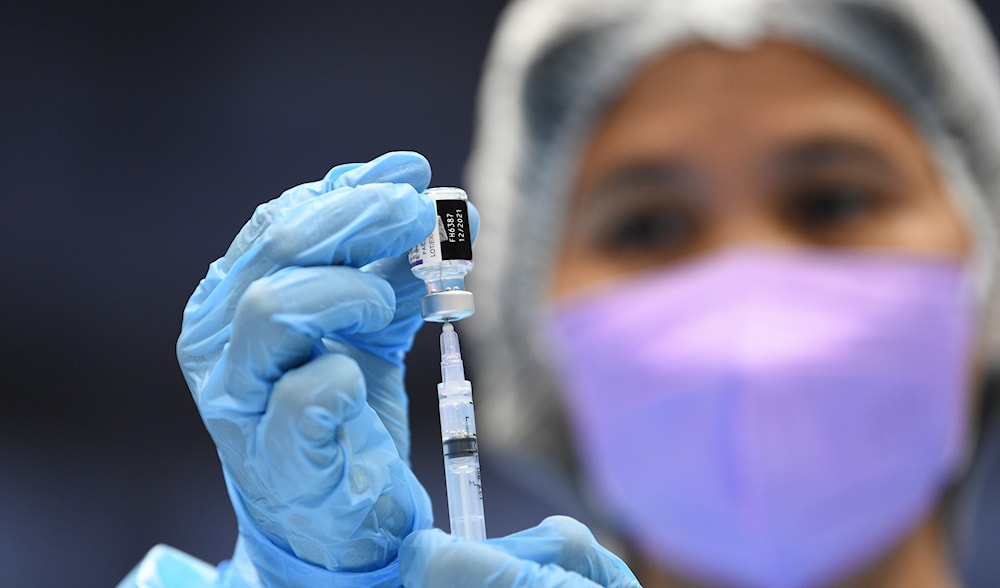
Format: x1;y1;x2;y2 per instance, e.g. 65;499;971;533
421;290;475;322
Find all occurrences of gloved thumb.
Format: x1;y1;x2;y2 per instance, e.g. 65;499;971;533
486;516;639;587
399;520;640;588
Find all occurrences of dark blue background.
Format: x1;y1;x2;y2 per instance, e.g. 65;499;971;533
1;2;997;586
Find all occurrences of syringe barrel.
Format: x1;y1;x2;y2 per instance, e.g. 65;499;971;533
438;381;476;447
439;380;486;541
443;451;486;542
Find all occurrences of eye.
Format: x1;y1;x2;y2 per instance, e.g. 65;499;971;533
599;207;697;254
569;162;705;258
784;182;885;231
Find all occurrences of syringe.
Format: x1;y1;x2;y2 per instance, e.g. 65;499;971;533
437;321;487;541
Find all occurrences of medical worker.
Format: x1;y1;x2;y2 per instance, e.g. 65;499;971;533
121;0;1000;586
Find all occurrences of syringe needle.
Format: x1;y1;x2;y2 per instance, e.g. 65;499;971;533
440;322;463;377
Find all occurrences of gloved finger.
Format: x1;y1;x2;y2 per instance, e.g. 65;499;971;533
222;265;395;414
252;352;367;502
180;154;435;349
178;182;433;379
321;339;412;462
228;180;434;294
486;516;640;587
242;352;430;570
221;151;432;267
332;150;432;192
468;198;480;244
400;528;606;588
225;351;400;565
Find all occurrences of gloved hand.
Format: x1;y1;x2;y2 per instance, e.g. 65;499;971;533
399;516;641;587
177;151;474;586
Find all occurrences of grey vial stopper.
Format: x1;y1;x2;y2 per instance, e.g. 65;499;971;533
421;290;476;323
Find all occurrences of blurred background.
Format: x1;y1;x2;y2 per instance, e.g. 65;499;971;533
1;2;997;586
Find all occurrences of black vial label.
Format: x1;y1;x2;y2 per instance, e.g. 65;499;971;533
437;199;473;261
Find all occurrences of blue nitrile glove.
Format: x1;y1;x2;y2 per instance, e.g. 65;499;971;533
399;516;642;587
177;151;477;586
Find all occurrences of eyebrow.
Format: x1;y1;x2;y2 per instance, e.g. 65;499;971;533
582;160;703;203
767;138;902;180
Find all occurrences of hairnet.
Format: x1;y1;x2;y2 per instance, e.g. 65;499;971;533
464;0;1000;477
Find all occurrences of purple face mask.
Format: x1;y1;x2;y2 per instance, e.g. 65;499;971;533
545;248;973;588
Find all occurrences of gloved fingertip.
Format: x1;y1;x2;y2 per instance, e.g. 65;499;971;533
334;151;432;192
298;405;338;445
272;352;369;426
401;527;449;552
467;199;481;244
537;516;599;567
489;515;591;547
527;516;641;588
537;515;595;540
321;161;366;185
347;270;399;333
399;528;455;584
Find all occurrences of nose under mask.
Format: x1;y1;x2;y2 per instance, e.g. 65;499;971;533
545;248;974;588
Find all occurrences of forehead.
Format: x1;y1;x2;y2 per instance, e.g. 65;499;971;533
576;40;933;188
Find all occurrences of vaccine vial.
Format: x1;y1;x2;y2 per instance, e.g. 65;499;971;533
409;187;475;322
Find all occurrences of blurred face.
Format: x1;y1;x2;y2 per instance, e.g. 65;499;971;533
545;41;974;587
550;41;969;298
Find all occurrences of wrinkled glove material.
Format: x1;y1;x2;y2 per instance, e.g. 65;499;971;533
131;151;450;586
400;516;642;588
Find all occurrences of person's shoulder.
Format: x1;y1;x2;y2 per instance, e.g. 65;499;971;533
117;544;219;588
